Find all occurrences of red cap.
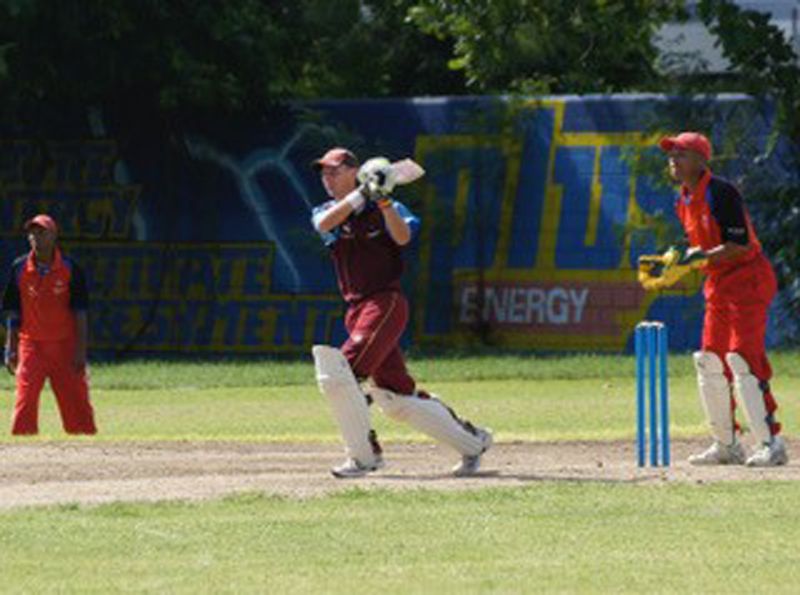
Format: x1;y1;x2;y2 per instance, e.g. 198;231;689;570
312;147;359;171
659;132;712;162
24;214;58;234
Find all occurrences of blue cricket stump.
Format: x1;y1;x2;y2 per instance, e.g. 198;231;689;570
635;321;670;467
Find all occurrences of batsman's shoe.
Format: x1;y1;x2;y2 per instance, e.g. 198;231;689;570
452;428;493;477
746;436;788;467
688;440;746;466
331;456;385;479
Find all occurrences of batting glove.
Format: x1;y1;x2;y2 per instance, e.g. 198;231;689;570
357;157;397;199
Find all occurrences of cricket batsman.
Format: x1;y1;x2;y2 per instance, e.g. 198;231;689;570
310;147;493;478
638;132;786;466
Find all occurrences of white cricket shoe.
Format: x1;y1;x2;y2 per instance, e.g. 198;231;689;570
331;456;385;479
688;440;746;466
452;428;493;477
746;436;789;467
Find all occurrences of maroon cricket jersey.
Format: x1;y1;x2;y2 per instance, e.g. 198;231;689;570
312;200;420;304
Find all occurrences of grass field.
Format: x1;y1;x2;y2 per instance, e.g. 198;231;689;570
0;351;797;442
3;484;800;593
0;351;799;593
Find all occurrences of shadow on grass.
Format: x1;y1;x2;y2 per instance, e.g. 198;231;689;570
373;471;656;485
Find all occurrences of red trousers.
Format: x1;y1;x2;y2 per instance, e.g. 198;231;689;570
13;338;97;435
341;291;416;395
702;254;780;433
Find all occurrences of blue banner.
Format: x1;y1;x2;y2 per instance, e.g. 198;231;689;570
0;95;782;356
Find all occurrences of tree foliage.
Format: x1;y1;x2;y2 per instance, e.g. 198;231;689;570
0;0;462;121
407;0;686;93
697;0;800;144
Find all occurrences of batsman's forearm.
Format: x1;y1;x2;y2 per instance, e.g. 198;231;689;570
381;205;411;245
704;242;749;265
314;201;353;233
314;188;368;233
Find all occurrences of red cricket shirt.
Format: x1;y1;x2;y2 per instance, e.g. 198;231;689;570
2;248;89;341
675;169;762;274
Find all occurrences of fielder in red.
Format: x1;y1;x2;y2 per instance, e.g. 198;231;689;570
658;132;785;466
2;214;97;435
310;147;492;478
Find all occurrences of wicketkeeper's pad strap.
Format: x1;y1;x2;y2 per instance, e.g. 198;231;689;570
693;351;735;445
726;352;772;445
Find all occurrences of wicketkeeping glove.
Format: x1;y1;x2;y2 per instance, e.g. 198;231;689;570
637;246;708;291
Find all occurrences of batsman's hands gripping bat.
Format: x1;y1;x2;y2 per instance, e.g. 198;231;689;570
357;157;426;202
358;157;396;201
638;246;709;291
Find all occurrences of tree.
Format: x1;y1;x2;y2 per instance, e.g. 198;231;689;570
407;0;686;93
291;0;466;98
0;0;298;121
0;0;463;125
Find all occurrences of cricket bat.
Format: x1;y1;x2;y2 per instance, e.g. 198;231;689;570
391;158;425;185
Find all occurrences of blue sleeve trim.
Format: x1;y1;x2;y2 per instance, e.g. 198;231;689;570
393;202;421;241
311;202;340;247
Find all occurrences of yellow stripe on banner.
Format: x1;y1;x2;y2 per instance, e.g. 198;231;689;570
557;132;662;147
412;133;510;340
618;168;641;270
451;267;636;284
492;138;523;269
584;147;603;247
452;168;471;247
534;100;566;271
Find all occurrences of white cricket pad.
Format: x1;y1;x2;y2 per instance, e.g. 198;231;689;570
693;351;735;445
369;387;484;456
726;352;772;445
313;345;377;465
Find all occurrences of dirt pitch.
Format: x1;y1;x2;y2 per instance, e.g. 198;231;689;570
0;439;798;510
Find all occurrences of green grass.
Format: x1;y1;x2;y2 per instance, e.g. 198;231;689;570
1;352;799;593
2;485;800;593
0;375;749;442
0;352;796;442
0;349;795;391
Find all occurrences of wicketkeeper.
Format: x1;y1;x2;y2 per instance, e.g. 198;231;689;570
310;147;492;478
638;132;786;466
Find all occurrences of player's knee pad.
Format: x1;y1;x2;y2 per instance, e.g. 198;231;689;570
312;345;377;464
726;352;771;444
368;386;412;422
693;350;724;377
725;352;752;377
692;351;735;445
369;385;484;456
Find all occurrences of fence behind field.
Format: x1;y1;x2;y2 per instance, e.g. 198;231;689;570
0;95;788;357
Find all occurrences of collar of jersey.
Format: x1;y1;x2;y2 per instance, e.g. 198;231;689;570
26;247;64;274
680;169;711;206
